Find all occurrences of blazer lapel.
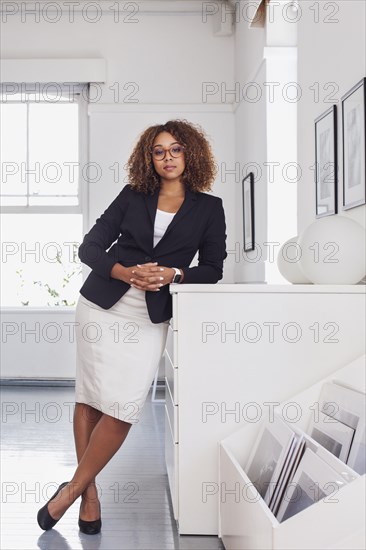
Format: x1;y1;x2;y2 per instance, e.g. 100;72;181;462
144;186;198;251
144;188;160;228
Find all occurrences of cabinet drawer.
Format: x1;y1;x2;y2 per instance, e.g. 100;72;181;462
165;405;178;520
165;378;179;443
168;293;178;331
165;352;178;405
165;324;177;367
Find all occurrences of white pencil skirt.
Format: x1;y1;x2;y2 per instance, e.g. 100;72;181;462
74;286;169;424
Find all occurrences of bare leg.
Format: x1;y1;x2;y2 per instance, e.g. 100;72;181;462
73;403;103;521
48;411;132;521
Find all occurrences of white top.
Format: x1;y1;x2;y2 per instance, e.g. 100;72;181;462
168;284;366;293
153;208;176;247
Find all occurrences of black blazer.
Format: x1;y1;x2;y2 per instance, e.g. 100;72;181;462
78;184;227;324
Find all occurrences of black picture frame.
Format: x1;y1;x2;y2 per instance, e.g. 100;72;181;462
242;172;255;252
314;105;338;217
341;77;366;210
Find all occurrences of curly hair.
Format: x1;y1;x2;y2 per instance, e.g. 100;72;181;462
126;119;217;194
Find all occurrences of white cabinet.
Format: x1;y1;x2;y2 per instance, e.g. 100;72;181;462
219;354;366;550
164;284;365;535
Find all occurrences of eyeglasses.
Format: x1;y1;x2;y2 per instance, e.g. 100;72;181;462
151;144;185;161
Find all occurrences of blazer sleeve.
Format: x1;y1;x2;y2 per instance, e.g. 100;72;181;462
181;197;227;284
78;185;130;280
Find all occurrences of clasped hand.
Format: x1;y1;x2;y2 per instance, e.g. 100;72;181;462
123;262;175;292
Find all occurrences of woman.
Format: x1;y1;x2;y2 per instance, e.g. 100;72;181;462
37;119;227;534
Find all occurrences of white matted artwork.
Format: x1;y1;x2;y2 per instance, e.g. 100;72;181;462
245;415;296;506
342;77;366;209
276;447;348;523
315;105;338;217
318;381;366;475
307;410;355;463
269;433;306;517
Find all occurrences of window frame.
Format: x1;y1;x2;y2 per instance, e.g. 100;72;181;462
0;82;89;309
0;82;89;215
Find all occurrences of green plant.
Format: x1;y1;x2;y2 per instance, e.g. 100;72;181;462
15;269;29;306
15;251;82;306
33;251;82;306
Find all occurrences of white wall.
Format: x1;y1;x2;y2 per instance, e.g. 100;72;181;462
233;59;268;283
1;309;77;378
0;1;236;216
297;0;366;234
87;107;235;282
0;2;234;104
233;2;266;283
1;1;236;378
4;0;364;379
265;47;297;283
233;0;298;283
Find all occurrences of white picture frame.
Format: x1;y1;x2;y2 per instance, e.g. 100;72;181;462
270;433;306;516
342;77;366;210
307;410;355;463
245;415;296;505
318;382;366;474
315;105;338;217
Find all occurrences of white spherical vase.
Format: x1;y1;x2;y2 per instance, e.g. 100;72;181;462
297;216;366;284
277;236;312;283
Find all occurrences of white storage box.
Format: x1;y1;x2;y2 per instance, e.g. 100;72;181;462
218;355;366;550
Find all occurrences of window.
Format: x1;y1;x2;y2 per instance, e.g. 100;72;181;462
0;83;87;306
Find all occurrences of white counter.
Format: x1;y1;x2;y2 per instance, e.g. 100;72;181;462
164;284;366;535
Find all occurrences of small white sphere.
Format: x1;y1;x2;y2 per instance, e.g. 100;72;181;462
277;236;312;284
298;216;366;284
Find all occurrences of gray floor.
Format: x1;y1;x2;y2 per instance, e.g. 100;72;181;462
0;385;224;550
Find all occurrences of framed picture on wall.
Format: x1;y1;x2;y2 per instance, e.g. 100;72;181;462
341;77;366;210
314;105;338;217
242;172;255;251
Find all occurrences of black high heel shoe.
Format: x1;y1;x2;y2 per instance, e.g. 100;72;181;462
37;481;69;531
78;501;102;535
